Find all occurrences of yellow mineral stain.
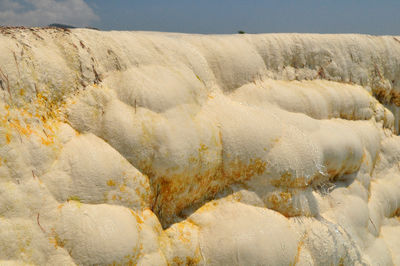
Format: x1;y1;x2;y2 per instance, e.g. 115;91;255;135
67;196;81;207
40;136;55;146
119;184;126;192
48;237;57;248
5;133;11;143
129;209;144;224
228;158;267;181
173;257;185;265
273;137;280;143
107;179;116;186
270;172;310;188
292;239;304;266
199;143;208;152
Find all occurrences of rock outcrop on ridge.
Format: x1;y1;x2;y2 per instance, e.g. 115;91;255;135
0;27;400;265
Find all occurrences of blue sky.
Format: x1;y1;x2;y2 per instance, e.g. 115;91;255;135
1;0;400;35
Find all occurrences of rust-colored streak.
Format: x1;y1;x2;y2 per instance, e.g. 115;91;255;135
37;213;46;233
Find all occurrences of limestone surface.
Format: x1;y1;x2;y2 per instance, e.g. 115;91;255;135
0;27;400;265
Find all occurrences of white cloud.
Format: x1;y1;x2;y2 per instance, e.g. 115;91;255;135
0;0;99;27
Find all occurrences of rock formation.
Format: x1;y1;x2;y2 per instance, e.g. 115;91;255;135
0;27;399;265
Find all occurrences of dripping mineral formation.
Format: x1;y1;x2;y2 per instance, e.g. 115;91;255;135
0;27;400;265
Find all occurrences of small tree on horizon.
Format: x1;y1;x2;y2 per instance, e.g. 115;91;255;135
48;23;76;29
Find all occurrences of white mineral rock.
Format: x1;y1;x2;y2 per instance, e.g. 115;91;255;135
0;27;399;265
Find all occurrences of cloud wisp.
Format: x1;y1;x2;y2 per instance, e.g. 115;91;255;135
0;0;99;27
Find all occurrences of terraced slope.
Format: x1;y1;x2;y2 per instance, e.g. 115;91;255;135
0;28;400;265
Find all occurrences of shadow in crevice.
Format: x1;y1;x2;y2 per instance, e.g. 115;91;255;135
165;170;361;230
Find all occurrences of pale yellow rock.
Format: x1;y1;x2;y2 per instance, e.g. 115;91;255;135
0;27;399;265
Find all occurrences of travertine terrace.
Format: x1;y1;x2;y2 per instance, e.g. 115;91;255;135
0;27;400;265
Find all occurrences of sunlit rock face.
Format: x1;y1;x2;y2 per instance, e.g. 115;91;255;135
0;27;400;265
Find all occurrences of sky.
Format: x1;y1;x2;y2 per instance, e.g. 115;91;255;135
0;0;399;35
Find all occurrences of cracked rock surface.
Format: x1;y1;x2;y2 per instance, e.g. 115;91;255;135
0;28;400;265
